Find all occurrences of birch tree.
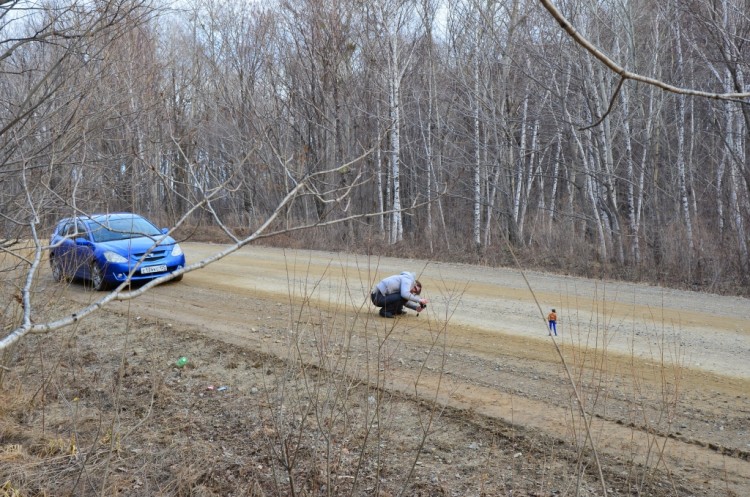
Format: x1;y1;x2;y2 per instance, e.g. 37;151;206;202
470;6;482;248
414;0;449;252
366;0;420;244
672;17;695;254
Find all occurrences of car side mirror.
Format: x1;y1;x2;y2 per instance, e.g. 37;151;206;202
161;228;169;234
75;238;92;247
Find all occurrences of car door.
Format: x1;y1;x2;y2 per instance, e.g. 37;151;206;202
52;221;79;277
70;220;96;279
56;220;93;279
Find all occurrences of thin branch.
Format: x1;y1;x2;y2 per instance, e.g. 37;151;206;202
539;0;750;102
580;76;625;131
504;236;609;497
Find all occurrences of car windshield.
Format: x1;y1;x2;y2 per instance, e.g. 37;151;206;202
89;217;163;242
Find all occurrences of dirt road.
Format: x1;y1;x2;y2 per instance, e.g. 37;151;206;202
96;242;750;495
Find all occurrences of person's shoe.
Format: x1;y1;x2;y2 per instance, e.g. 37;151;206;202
379;308;395;318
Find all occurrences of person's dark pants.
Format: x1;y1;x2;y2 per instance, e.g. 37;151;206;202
371;290;406;315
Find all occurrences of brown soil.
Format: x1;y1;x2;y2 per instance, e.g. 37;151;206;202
2;243;749;496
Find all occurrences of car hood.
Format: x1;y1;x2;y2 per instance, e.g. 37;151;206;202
97;235;176;253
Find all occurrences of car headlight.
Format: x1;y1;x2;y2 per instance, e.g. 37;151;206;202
104;251;128;263
171;244;183;257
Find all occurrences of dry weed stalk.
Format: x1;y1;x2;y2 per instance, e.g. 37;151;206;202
519;265;688;497
244;257;457;496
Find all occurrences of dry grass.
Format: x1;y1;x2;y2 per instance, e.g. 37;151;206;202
0;297;683;497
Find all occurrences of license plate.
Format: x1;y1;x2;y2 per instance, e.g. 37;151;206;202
141;264;167;274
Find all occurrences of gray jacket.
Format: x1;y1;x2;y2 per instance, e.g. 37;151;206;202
373;271;421;305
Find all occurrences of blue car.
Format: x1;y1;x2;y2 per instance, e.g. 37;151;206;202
49;213;185;290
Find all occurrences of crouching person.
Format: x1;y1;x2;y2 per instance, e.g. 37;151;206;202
371;271;429;318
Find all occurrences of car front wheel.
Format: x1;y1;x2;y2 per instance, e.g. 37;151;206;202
89;262;109;291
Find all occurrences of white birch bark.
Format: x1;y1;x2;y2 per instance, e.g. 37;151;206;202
512;95;528;226
687;93;698;218
620;82;638;263
388;36;403;244
375;100;385;234
423;52;434;249
587;130;613;256
673;21;694;252
518;116;539;240
716;144;727;235
584;149;608;261
549;129;561;226
472;23;481;248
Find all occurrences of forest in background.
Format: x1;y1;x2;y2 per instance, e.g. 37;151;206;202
2;0;749;295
